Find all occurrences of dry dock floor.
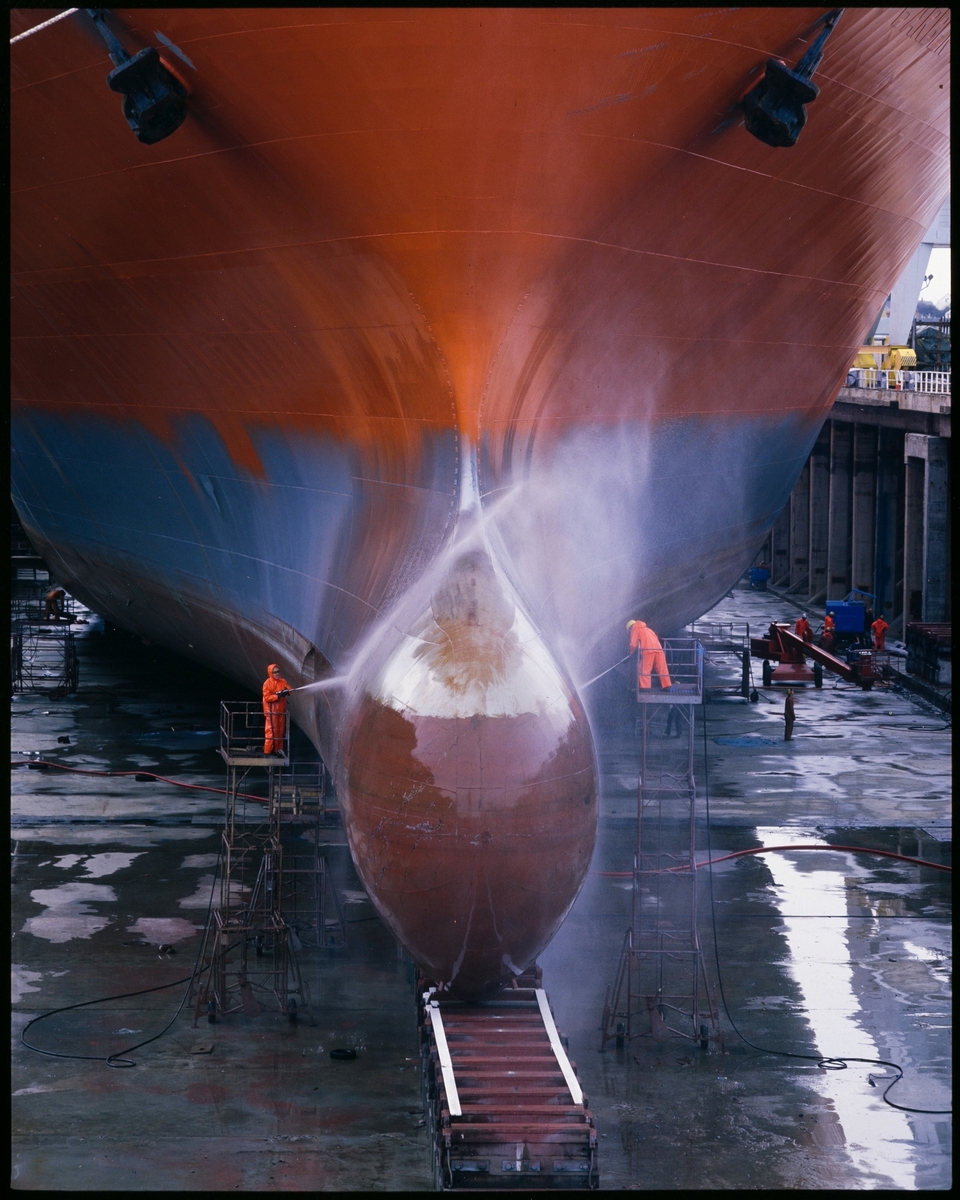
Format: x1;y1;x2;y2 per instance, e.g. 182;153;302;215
11;581;951;1190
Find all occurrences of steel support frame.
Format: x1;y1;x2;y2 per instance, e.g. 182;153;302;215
601;700;718;1050
686;622;752;699
193;759;314;1025
11;622;79;695
272;764;346;950
419;967;598;1191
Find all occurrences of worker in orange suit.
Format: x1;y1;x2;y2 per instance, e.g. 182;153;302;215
794;613;812;642
871;614;889;651
820;611;836;652
627;620;671;690
44;587;66;621
262;663;292;756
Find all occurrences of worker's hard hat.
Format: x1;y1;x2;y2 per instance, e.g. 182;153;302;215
626;620;636;629
801;612;807;618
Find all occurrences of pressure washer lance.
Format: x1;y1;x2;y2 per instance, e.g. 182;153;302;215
580;653;634;690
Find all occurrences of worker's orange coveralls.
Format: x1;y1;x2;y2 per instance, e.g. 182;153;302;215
794;617;812;642
823;614;835;633
871;617;888;651
44;588;65;621
262;664;291;754
629;622;671;689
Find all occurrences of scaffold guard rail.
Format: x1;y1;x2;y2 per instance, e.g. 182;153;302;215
220;700;290;763
635;638;703;704
684;621;750;650
11;594;84;624
11;624;79;694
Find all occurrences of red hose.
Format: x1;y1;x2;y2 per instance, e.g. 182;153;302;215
11;763;940;867
10;758;344;811
595;843;950;874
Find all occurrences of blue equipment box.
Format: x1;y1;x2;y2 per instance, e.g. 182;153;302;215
750;567;770;589
825;600;864;632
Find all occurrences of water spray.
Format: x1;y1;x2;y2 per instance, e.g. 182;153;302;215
579;653;633;690
290;676;349;694
280;472;529;707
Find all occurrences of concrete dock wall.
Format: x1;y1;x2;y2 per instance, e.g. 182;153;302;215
760;387;950;637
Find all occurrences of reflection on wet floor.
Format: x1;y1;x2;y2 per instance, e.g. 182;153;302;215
541;815;951;1190
24;882;118;944
753;828;935;1189
12;612;432;1190
541;582;951;1191
11;584;952;1190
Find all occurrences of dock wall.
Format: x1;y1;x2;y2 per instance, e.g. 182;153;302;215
760;387;951;637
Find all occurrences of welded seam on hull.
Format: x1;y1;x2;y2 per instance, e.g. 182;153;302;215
20;519;382;617
11;225;918;294
447;894;476;988
11;398;462;440
12;57;946;207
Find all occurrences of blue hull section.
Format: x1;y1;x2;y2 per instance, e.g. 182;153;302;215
13;405;813;745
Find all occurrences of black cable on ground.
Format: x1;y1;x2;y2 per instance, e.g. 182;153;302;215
699;707;951;1116
21;842;222;1069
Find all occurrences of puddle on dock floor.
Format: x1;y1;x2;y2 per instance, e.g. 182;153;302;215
12;614;432;1191
11;587;951;1189
544;582;951;1191
542;817;951;1189
751;827;948;1189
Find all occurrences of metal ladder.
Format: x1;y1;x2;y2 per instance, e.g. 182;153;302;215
601;639;719;1051
192;709;321;1026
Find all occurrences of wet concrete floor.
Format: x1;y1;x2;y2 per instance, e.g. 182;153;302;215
543;582;952;1190
11;617;429;1191
11;582;952;1190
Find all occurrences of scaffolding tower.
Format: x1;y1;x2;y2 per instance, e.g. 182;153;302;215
192;702;345;1026
685;621;752;700
600;638;719;1051
11;622;79;695
274;759;347;950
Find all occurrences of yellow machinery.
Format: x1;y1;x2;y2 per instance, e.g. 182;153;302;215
852;337;918;373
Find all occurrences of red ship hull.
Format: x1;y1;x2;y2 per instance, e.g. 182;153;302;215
10;7;949;993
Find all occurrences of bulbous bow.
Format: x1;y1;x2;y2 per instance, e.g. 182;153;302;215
337;545;597;997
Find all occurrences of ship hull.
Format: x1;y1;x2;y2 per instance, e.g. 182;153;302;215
339;678;596;997
11;7;949;993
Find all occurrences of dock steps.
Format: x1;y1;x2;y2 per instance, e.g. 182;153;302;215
419;967;598;1190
